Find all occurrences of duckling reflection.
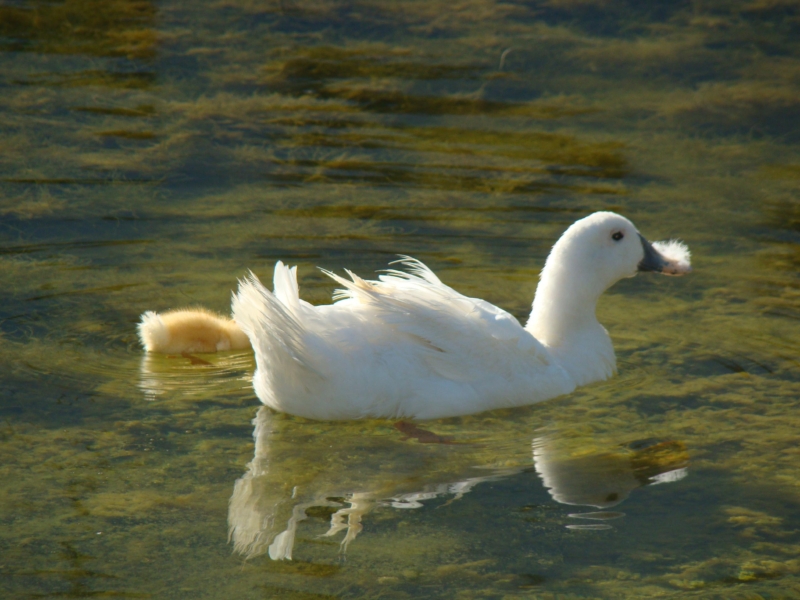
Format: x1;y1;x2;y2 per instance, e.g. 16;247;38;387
533;435;689;530
138;351;253;401
228;407;520;560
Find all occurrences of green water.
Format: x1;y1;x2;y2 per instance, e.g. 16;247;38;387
2;0;800;597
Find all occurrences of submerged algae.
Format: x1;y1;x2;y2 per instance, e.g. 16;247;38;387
1;0;800;598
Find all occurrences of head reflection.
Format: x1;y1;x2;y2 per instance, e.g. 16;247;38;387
228;409;689;560
533;435;689;530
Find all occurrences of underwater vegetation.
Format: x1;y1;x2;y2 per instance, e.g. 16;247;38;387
1;0;800;598
0;0;157;59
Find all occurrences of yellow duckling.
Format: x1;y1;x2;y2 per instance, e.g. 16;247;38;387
137;308;251;354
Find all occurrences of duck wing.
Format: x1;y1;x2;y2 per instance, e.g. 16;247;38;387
322;257;556;383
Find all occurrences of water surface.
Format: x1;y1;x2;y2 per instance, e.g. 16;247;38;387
2;0;800;598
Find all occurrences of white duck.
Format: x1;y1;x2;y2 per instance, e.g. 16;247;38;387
139;211;690;419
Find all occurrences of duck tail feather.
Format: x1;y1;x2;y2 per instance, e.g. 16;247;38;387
272;261;301;315
319;267;380;303
387;255;442;284
232;271;312;372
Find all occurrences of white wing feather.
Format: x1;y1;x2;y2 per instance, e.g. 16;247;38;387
323;257;553;373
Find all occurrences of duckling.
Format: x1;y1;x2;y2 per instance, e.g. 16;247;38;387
137;308;250;354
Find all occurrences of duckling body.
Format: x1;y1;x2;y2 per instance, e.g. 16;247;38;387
139;211;691;420
138;308;250;354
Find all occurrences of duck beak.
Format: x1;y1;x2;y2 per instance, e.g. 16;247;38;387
638;234;692;276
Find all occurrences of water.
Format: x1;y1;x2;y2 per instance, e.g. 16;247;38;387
1;0;799;597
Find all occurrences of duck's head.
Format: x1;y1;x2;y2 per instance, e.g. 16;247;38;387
530;211;691;359
544;211;692;296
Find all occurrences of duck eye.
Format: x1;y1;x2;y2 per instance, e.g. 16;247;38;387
612;231;624;241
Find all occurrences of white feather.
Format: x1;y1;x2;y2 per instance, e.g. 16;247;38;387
652;239;691;271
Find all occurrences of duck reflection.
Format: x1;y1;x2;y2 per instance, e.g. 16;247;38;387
228;408;689;560
227;407;517;560
533;435;689;530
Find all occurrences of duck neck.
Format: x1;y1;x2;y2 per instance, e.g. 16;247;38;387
525;265;615;386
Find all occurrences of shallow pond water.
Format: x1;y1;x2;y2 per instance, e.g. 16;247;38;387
2;0;800;598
